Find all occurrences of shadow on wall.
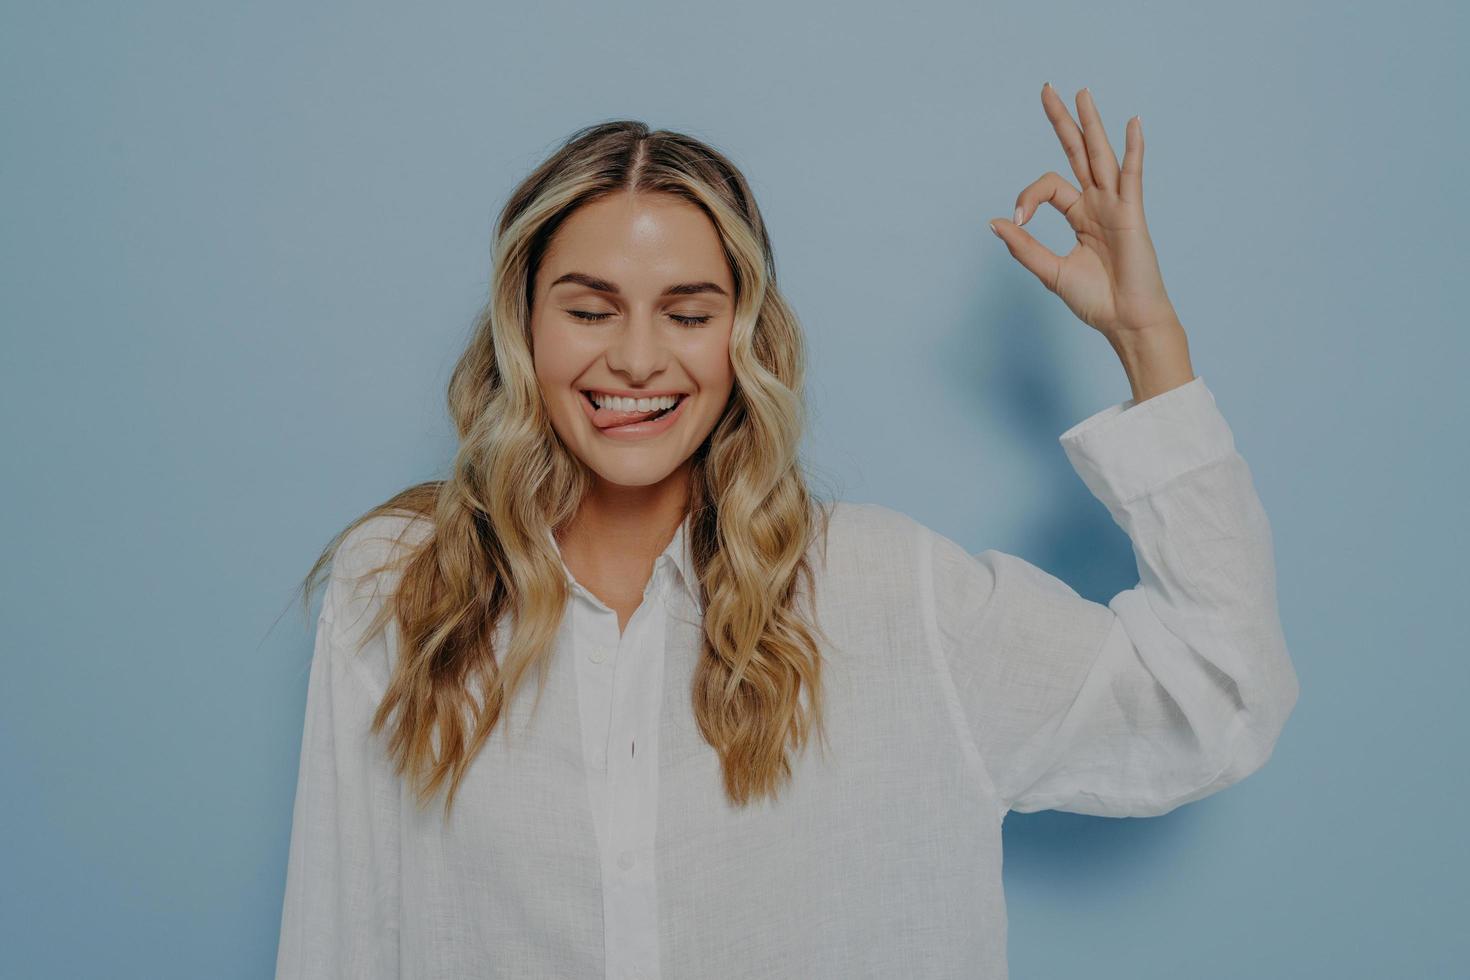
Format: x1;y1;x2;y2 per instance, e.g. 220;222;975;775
941;268;1222;859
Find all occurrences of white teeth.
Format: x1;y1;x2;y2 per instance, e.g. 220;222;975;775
587;393;682;412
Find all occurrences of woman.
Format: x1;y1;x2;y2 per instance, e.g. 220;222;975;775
276;84;1300;979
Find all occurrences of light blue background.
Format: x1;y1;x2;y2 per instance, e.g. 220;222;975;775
3;2;1464;977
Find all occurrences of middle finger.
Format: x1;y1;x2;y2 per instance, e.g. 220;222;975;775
1075;87;1120;195
1041;82;1094;189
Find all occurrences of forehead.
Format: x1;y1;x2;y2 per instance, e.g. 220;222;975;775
541;192;732;291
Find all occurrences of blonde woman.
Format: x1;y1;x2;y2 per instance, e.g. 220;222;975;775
275;85;1300;979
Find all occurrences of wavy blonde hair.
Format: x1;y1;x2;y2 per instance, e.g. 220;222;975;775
299;120;837;821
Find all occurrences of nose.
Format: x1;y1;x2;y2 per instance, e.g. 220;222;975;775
602;310;670;382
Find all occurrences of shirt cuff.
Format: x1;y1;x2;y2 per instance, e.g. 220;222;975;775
1057;375;1236;506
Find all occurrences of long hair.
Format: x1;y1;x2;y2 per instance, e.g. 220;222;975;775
298;120;836;820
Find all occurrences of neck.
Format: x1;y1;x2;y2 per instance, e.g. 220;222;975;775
556;464;691;572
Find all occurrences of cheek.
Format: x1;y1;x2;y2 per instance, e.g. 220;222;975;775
530;329;577;426
688;332;735;391
531;322;584;385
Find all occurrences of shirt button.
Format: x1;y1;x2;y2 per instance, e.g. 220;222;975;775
588;645;606;663
617;850;635;870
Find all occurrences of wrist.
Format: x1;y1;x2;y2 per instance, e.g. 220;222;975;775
1108;323;1195;404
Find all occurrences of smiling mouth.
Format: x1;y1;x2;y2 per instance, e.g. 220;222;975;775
581;391;687;414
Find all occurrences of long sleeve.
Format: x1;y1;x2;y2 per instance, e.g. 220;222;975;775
923;375;1301;818
276;569;401;979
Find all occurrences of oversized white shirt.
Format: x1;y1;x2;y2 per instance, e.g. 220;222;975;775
275;375;1300;980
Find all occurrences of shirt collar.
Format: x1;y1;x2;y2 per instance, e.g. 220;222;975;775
545;512;703;614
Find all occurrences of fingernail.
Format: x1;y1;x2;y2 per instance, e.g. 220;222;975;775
1013;206;1024;225
989;221;1000;237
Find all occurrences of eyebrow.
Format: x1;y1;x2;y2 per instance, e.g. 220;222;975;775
549;271;728;298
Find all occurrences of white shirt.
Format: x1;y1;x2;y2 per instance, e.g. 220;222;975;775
276;375;1300;980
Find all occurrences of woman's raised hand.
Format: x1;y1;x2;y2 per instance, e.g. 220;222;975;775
990;84;1182;342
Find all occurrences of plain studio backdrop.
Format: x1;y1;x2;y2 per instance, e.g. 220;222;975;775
2;2;1464;978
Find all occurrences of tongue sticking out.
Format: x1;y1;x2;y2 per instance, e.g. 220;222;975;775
592;398;676;429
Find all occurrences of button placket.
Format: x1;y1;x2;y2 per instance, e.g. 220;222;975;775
562;542;668;978
594;629;616;771
599;589;665;980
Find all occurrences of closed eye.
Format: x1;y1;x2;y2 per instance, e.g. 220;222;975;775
567;310;712;327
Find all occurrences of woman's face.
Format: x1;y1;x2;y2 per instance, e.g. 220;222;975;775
531;191;736;491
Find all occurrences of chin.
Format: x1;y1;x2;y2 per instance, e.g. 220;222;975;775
584;457;688;488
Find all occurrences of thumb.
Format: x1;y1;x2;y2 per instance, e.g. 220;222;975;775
989;219;1061;293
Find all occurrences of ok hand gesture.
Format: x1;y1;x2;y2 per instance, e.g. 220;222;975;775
990;84;1183;344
